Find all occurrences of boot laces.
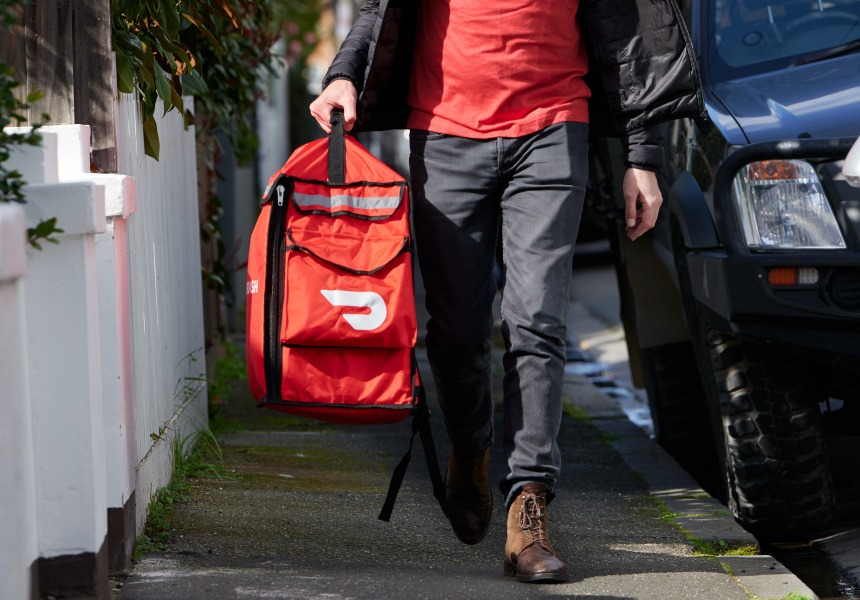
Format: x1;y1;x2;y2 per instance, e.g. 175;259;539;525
518;493;548;546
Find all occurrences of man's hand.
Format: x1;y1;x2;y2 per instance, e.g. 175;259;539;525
622;167;663;241
309;79;358;134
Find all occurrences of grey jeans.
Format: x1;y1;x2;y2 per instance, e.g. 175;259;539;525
409;121;588;507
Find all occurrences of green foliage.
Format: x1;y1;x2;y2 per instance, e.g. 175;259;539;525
749;593;813;600
111;0;226;159
0;0;42;204
132;424;235;561
208;339;246;432
0;0;40;147
690;537;757;556
133;344;242;560
0;3;14;24
0;81;43;203
27;217;64;250
562;400;592;423
650;496;760;557
111;0;319;161
173;425;232;479
111;0;321;307
132;472;192;558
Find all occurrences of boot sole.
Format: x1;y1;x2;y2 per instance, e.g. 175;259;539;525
504;561;569;583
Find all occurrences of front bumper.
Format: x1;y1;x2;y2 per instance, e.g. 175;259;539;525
686;249;860;363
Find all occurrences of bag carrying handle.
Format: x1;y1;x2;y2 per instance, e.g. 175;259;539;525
328;108;346;185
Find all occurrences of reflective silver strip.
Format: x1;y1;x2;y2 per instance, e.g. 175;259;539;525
293;192;400;211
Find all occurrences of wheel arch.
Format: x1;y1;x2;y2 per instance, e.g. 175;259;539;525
667;171;719;250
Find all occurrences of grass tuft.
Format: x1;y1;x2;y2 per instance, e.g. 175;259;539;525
208;339;247;434
649;496;757;557
132;426;236;562
562;402;592;423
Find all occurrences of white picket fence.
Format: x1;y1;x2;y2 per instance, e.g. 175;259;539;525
0;94;207;598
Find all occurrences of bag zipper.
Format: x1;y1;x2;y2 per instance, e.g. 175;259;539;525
264;179;289;403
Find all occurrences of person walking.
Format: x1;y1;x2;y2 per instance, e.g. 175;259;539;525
309;0;703;584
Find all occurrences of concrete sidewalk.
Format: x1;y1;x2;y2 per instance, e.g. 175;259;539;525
116;327;815;600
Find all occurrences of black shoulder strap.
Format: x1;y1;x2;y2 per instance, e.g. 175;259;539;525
378;361;448;522
328;109;346;185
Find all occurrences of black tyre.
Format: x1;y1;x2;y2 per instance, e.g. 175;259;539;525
640;341;721;492
705;329;835;539
670;219;835;539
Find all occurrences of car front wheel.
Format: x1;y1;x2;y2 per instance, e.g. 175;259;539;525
704;329;835;539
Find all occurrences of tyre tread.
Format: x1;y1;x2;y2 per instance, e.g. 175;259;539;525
708;331;834;538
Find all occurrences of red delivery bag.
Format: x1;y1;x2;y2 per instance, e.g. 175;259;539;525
245;111;445;521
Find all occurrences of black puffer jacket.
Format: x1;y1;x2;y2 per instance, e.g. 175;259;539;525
323;0;704;169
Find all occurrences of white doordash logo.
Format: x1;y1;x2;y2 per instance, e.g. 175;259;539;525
320;290;387;331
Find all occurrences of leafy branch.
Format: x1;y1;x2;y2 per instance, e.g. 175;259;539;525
110;0;306;161
27;217;64;250
111;0;229;159
110;0;320;316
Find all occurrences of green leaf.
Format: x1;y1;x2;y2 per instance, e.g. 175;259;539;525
138;64;154;89
27;217;64;250
170;83;184;113
152;28;190;71
122;0;146;19
181;71;208;96
142;115;160;159
148;33;172;69
152;64;173;113
33;217;61;237
126;41;148;63
158;1;181;39
141;87;156;120
182;13;222;55
115;51;136;94
169;43;191;69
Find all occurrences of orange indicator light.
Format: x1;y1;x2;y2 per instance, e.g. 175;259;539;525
747;160;800;182
768;268;798;286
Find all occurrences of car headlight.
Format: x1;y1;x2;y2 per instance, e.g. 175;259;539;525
732;159;846;250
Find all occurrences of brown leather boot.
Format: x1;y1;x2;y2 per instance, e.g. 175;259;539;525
504;483;568;583
445;447;493;545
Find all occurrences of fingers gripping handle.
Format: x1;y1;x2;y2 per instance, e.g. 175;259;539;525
328;108;346;185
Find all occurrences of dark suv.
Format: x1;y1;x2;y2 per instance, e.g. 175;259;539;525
589;0;860;538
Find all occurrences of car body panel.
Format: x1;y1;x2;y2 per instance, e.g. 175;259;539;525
702;92;748;146
711;55;860;144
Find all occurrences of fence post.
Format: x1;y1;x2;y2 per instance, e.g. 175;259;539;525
10;127;111;599
40;124;140;572
0;203;39;600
